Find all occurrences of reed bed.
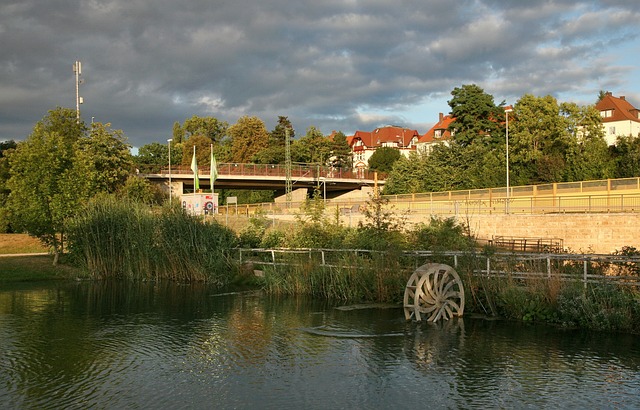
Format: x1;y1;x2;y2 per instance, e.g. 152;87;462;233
261;251;409;303
66;197;237;285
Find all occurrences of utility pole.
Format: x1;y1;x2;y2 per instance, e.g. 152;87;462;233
73;61;83;123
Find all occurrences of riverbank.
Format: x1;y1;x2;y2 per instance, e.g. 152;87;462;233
0;234;82;282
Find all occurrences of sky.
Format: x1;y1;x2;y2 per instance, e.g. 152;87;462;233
1;0;639;149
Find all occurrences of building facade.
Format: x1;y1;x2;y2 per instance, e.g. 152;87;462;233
595;92;640;145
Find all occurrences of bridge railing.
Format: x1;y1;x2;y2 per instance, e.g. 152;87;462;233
214;192;640;217
145;163;381;180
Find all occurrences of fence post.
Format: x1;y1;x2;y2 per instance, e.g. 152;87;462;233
454;254;458;268
486;257;491;277
321;250;326;267
271;250;275;264
547;257;551;278
583;259;588;289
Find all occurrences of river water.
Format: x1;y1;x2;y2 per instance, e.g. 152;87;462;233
1;281;639;409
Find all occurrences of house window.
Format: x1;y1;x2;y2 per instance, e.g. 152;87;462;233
601;110;613;118
609;126;616;135
434;130;442;138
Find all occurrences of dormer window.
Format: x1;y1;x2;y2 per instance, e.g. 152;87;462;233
600;109;613;118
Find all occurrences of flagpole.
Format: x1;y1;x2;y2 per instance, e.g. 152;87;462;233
214;144;216;195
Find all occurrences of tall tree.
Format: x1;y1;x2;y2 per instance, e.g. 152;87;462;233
329;131;352;169
228;116;270;163
291;126;333;164
180;135;217;166
136;142;169;169
7;108;86;263
271;116;294;145
448;84;504;147
509;94;571;184
0;140;17;232
253;116;294;164
172;121;183;144
73;122;133;197
181;115;228;143
561;102;614;181
368;146;401;172
611;135;640;178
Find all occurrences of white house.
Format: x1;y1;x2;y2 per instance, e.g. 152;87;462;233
595;92;640;145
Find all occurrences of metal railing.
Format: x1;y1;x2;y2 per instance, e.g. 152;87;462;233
214;176;640;216
235;248;640;287
145;162;382;181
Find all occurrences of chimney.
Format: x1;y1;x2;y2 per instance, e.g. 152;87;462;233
620;96;626;101
439;112;444;122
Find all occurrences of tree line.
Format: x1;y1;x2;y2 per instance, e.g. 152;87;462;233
384;84;640;194
136;115;352;172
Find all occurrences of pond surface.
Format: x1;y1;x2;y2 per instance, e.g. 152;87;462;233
1;281;639;409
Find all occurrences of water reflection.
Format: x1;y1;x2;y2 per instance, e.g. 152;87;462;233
0;281;639;409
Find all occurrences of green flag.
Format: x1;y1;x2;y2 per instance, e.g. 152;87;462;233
210;145;218;194
191;146;199;191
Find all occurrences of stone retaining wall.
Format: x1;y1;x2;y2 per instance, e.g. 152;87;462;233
459;213;639;254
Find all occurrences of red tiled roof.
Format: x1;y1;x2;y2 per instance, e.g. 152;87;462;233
348;126;419;148
418;113;454;144
595;93;640;123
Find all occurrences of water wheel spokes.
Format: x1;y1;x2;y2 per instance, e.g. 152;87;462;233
404;263;465;322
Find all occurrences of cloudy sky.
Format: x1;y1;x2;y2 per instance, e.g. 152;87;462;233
1;0;639;148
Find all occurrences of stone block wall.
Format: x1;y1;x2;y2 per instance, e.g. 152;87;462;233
460;213;639;254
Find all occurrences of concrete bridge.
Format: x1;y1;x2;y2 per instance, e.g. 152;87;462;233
142;163;384;200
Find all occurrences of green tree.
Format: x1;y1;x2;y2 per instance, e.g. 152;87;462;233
73;122;133;197
291;126;333;164
448;84;504;147
0;140;17;232
181;115;228;143
509;94;571;184
118;175;165;205
611;135;640;178
329;131;352;169
368;146;401;172
7;108;86;263
561;102;614;181
271;116;295;145
180;134;216;166
253;116;294;164
135;142;168;171
382;153;429;194
228;116;270;163
172;121;183;143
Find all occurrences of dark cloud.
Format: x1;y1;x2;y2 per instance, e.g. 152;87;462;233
1;0;638;146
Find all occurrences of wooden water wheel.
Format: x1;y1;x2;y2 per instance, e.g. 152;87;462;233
404;263;465;322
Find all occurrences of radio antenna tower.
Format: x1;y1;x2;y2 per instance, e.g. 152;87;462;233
285;127;292;204
73;61;84;123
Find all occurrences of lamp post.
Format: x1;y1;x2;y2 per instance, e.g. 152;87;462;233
319;177;327;203
505;108;513;213
167;138;173;205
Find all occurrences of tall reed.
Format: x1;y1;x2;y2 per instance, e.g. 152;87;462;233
262;250;408;303
67;195;155;280
67;197;237;285
155;206;237;286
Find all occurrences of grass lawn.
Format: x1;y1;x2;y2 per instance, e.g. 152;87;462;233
0;234;83;282
0;254;83;282
0;233;49;254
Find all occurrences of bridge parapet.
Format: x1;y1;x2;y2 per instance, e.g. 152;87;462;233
141;163;382;180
